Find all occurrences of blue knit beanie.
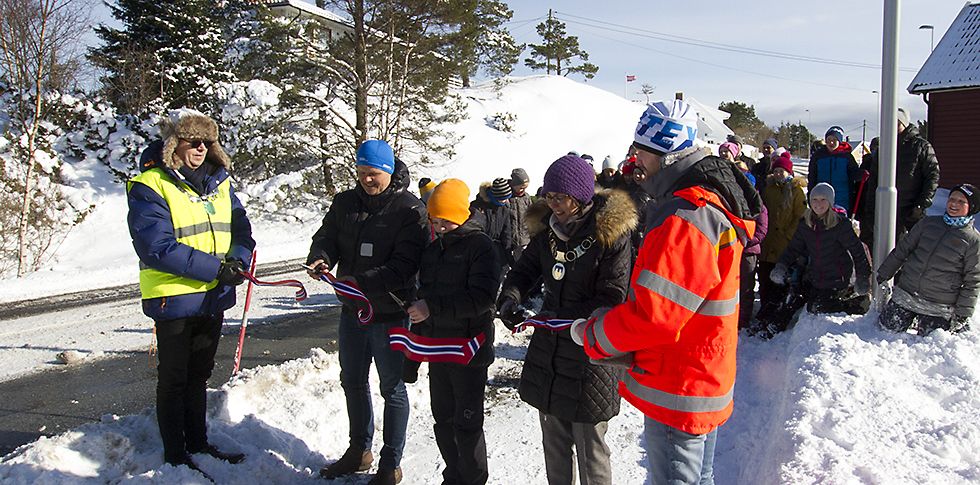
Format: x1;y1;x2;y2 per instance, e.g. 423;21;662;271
542;156;596;204
356;139;395;174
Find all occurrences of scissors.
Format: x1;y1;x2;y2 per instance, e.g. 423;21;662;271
388;291;411;310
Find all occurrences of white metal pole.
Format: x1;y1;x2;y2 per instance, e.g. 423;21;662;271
874;0;901;304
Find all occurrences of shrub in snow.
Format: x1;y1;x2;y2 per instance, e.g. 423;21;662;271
486;111;517;133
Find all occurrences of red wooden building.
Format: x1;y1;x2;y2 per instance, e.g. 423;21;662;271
908;2;980;188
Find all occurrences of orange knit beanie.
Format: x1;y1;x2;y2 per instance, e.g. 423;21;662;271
427;179;471;225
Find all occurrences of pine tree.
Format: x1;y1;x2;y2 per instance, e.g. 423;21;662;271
89;0;234;115
524;10;597;79
323;0;465;165
719;100;774;147
445;0;523;87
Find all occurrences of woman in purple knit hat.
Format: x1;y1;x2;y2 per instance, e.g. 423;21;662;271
496;155;636;485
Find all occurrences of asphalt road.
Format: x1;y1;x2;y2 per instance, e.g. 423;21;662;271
0;305;340;458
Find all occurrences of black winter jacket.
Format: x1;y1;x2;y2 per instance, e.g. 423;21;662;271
778;212;872;291
415;217;500;367
858;126;940;227
500;189;636;423
306;159;428;323
470;184;514;264
508;193;533;249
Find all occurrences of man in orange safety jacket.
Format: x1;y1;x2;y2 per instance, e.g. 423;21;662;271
571;99;762;484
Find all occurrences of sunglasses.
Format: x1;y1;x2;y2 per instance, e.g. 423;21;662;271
180;138;213;149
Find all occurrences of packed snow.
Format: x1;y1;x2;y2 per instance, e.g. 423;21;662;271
2;76;979;484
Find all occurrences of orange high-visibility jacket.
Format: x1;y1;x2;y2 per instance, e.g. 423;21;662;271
582;185;755;435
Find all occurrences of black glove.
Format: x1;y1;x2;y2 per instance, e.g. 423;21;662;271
217;259;246;286
495;297;520;330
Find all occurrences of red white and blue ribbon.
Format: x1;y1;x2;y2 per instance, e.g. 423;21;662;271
318;272;374;324
388;327;485;365
513;315;576;333
241;272;308;302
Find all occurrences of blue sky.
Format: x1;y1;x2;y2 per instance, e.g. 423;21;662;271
501;0;966;142
87;1;965;142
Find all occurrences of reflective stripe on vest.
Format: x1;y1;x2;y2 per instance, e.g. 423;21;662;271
635;270;739;317
623;372;734;413
128;168;233;299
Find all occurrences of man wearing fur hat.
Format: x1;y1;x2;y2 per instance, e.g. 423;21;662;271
573;99;762;484
306;139;428;485
876;183;980;335
127;110;254;470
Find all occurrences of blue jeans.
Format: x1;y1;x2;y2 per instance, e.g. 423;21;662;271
338;310;409;470
644;418;718;485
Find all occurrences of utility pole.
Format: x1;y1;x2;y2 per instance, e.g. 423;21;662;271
874;0;901;304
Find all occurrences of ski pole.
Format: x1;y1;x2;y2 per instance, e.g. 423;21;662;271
851;169;871;219
232;249;258;376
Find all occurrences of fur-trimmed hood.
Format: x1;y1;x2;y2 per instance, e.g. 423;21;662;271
157;109;231;170
525;189;637;247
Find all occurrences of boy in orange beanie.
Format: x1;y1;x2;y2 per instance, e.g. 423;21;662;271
404;179;500;485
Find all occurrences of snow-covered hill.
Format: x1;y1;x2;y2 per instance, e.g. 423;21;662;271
1;75;979;484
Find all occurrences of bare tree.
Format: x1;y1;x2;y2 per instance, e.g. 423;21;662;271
0;0;91;276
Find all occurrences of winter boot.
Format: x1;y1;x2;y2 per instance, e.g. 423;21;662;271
319;448;373;479
192;444;245;464
367;467;403;485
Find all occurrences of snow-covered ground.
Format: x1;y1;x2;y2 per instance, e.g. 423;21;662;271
2;75;979;483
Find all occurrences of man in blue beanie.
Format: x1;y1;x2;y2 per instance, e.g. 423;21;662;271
307;139;427;485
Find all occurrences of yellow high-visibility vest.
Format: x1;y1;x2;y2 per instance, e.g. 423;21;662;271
128;167;233;299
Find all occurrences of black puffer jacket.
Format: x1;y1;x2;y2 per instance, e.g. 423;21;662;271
778;211;871;291
508;192;533;249
306;159;428;323
499;189;635;423
470;183;514;264
415;217;499;367
858;125;940;228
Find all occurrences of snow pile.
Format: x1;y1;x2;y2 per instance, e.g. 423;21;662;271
3;313;980;484
723;312;980;484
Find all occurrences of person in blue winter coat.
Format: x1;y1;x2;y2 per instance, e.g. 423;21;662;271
127;110;254;470
808;126;861;216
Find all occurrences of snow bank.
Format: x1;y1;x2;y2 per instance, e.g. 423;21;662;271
3;314;980;484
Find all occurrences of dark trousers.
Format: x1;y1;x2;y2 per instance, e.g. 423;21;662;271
739;254;758;329
756;262;787;318
879;300;950;335
430;363;489;485
807;288;870;315
154;314;223;463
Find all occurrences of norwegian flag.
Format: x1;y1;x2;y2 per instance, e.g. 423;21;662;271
626;75;637;82
388;327;486;365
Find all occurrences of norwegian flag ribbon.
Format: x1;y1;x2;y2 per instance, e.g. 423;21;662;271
318;271;374;324
513;315;576;333
240;272;308;302
388;327;486;365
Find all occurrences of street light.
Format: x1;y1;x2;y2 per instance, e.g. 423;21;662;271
919;24;935;52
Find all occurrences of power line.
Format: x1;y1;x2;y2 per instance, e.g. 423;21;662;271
569;23;875;93
554;11;918;73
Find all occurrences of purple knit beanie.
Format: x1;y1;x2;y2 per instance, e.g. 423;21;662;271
542;155;596;204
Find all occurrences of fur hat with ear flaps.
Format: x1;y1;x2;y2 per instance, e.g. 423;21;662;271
158;109;231;170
